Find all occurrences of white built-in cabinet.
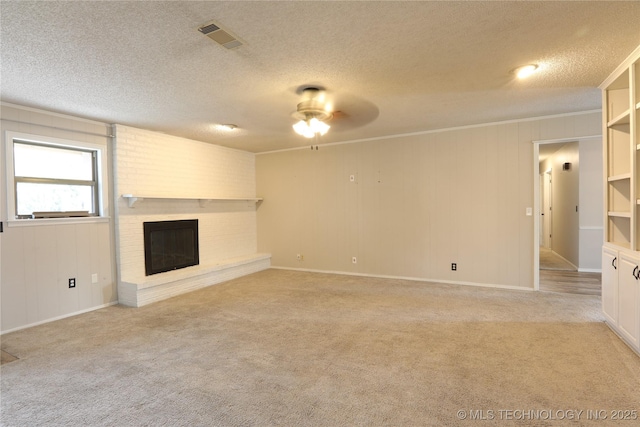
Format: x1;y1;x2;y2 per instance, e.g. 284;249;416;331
617;252;640;348
601;246;618;325
602;248;639;350
601;45;640;355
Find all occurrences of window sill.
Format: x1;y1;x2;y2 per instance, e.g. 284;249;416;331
7;216;111;227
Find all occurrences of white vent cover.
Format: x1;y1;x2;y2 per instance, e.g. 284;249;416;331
198;21;243;49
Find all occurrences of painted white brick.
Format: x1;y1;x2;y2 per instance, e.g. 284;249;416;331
118;254;271;307
113;125;268;306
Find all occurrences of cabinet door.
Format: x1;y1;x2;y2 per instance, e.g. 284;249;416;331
617;253;640;348
602;247;619;324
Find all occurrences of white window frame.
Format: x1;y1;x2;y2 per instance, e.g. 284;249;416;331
5;131;109;226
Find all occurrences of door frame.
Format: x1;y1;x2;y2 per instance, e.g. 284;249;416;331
532;135;598;290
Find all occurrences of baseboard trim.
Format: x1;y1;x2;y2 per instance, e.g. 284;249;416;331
270;266;534;292
1;301;119;335
578;268;602;273
604;321;640;357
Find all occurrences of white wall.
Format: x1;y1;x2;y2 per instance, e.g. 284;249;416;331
257;111;601;289
0;104;117;333
113;125;265;306
578;137;604;271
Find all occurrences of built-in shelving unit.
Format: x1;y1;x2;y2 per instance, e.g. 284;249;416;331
601;44;640;356
608;211;632;218
121;194;263;208
608;110;631;127
603;58;634;248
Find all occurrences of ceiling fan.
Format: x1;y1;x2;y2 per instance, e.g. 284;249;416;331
291;87;333;138
291;85;380;139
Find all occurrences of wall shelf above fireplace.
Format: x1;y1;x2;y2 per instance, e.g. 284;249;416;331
121;194;263;208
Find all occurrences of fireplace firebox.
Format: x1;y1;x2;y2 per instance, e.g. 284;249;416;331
143;219;199;276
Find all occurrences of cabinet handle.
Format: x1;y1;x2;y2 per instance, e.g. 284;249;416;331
634;265;638;279
613;257;617;269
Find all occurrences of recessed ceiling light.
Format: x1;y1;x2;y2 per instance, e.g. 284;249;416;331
217;124;238;131
514;64;539;79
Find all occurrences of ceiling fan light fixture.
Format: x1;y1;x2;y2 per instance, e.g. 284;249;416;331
293;117;330;138
310;118;330;135
292;87;333;138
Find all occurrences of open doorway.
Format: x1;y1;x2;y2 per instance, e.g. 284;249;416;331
538;143;577;272
533;136;603;295
539;166;577;271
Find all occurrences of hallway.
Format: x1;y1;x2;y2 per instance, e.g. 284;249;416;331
539;247;601;296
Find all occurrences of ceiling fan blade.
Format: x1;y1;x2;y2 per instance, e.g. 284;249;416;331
328;96;379;131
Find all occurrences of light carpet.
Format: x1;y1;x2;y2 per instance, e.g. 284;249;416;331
1;269;639;426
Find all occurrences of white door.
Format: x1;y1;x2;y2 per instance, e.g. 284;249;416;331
542;170;552;248
602;247;618;325
617;253;640;348
539;174;544;243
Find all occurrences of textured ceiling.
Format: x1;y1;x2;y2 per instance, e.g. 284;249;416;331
2;1;640;153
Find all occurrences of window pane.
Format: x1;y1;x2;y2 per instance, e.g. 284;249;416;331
16;182;94;215
14;142;94;180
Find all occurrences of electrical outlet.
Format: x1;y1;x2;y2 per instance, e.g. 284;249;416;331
91;273;98;284
451;263;457;271
297;254;304;261
69;278;76;288
352;257;357;264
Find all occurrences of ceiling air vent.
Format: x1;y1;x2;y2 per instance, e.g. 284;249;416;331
198;21;243;49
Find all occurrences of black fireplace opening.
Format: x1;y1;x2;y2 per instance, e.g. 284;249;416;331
143;219;199;276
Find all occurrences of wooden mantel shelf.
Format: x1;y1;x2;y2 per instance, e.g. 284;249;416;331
121;194;263;208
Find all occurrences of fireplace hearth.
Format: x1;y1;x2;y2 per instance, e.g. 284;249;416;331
143;219;199;276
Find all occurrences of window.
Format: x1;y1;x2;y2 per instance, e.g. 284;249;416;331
5;132;107;221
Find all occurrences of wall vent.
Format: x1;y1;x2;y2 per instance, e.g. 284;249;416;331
198;20;243;49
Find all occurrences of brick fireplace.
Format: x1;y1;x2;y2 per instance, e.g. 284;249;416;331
113;125;270;307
